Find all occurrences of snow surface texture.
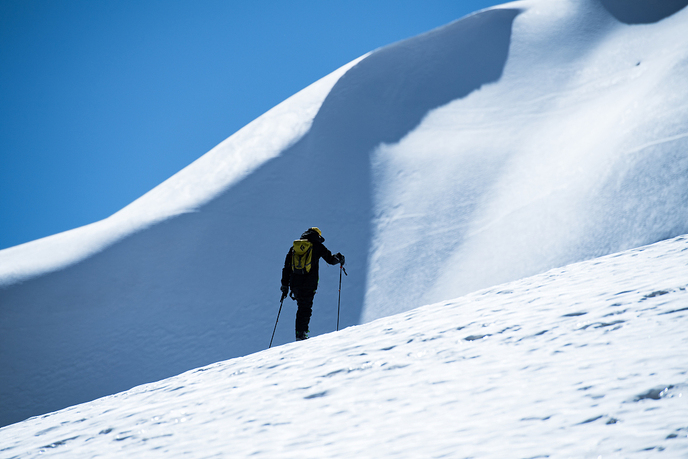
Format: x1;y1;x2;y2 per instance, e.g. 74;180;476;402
2;235;687;458
2;0;688;427
367;0;688;321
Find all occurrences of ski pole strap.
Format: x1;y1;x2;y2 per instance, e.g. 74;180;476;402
341;264;347;276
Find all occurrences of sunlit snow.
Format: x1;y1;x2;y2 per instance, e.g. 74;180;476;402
366;0;688;321
1;0;687;431
2;235;687;458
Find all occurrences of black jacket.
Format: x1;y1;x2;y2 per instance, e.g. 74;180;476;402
282;230;339;294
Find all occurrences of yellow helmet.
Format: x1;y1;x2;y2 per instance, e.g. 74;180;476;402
301;227;324;242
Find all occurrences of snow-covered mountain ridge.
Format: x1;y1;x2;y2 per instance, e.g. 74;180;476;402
2;0;688;428
2;234;687;458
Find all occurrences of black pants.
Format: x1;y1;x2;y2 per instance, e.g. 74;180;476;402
294;289;316;334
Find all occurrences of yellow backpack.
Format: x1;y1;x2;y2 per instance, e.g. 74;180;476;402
292;239;313;274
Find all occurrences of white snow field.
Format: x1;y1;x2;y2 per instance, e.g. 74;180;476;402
1;235;687;458
2;0;688;427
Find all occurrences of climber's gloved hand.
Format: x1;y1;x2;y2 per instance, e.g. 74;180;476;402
335;252;345;266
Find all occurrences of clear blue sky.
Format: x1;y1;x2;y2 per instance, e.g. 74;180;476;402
0;0;504;250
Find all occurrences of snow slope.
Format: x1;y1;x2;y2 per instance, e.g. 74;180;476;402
366;0;688;320
2;235;687;458
2;0;688;428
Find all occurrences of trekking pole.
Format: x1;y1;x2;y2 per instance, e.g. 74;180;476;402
337;264;347;331
269;297;285;348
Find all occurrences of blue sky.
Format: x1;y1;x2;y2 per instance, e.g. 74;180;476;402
0;0;503;250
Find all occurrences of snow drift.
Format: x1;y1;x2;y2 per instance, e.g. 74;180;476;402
1;0;688;427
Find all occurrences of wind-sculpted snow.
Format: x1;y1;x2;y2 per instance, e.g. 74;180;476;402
2;236;687;458
0;56;363;428
2;0;688;429
0;6;520;427
365;0;688;320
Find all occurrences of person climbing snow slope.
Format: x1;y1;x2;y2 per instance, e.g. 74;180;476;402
281;227;345;341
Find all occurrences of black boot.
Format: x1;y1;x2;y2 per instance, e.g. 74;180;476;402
296;330;309;341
